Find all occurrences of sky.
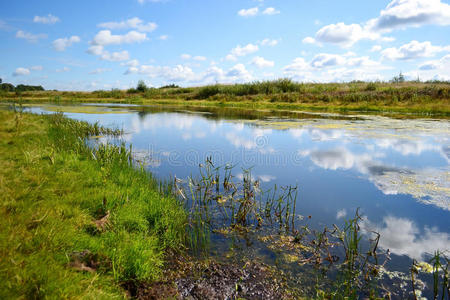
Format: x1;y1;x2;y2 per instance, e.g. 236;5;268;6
1;0;450;91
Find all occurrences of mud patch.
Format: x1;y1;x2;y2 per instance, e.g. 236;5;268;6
130;256;294;299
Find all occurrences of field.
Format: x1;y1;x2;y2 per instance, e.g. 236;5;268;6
2;80;450;116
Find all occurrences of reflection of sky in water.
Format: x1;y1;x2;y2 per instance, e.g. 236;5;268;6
27;105;450;261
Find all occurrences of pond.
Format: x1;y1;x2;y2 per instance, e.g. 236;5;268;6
22;103;450;297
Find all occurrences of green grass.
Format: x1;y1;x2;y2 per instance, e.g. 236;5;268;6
0;110;186;299
1;79;449;116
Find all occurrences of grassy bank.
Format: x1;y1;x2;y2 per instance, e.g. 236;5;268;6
1;80;450;116
0;109;186;298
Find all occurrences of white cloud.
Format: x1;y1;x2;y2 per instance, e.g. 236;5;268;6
87;45;104;55
33;14;60;24
98;17;157;32
231;43;259;57
282;53;386;81
238;7;259;17
307;0;450;47
260;38;279;46
159;35;168;40
368;0;450;32
336;209;347;219
56;67;70;73
310;53;347;68
12;67;30;76
89;68;111;75
91;30;147;46
181;54;206;61
362;216;450;260
313;22;381;47
250;56;274;68
16;30;47;43
122;59;140;67
226;64;253;82
302;37;316;44
262;7;280;15
101;50;130;62
124;64;194;81
31;66;43;71
193;56;206;61
86;43;130;62
370;45;382;52
52;36;80;51
381;40;450;60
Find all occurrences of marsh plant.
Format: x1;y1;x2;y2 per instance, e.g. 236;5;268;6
173;159;449;298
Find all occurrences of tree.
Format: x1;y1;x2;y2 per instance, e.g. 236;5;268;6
391;72;405;83
0;78;2;84
136;80;148;92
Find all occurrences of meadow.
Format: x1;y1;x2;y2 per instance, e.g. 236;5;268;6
1;79;450;116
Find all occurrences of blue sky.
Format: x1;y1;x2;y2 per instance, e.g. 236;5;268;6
1;0;450;90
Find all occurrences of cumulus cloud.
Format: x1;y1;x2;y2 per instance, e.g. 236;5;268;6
262;7;280;15
52;36;80;51
13;67;30;76
238;7;259;17
368;0;450;32
33;14;60;24
260;38;279;46
302;37;315;44
381;40;450;60
91;30;147;46
310;53;347;69
31;66;43;71
283;53;383;76
124;64;194;81
159;35;168;40
16;30;47;43
98;17;157;32
100;50;130;62
404;54;450;81
122;59;140;67
87;45;104;56
305;0;450;47
86;44;129;61
226;64;253;82
226;43;259;61
312;22;382;47
250;56;274;68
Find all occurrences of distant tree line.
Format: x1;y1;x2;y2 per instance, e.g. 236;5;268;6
0;78;45;92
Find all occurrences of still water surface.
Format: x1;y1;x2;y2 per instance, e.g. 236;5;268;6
26;103;450;295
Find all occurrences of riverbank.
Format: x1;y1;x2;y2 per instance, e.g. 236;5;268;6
0;109;296;299
0;110;186;298
1;80;449;117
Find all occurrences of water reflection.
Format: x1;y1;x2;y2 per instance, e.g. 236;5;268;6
362;215;450;260
23;103;450;263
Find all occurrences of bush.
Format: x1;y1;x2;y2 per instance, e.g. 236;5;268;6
197;85;221;99
136;80;148;93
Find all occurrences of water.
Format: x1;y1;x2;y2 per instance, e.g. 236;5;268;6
21;103;450;297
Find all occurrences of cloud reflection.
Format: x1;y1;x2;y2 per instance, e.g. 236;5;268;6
362;216;450;260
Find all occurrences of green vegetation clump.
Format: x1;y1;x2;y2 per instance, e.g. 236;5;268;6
2;78;449;116
0;78;44;92
0;110;186;298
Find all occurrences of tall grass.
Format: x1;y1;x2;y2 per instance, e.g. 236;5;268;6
0;110;186;298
